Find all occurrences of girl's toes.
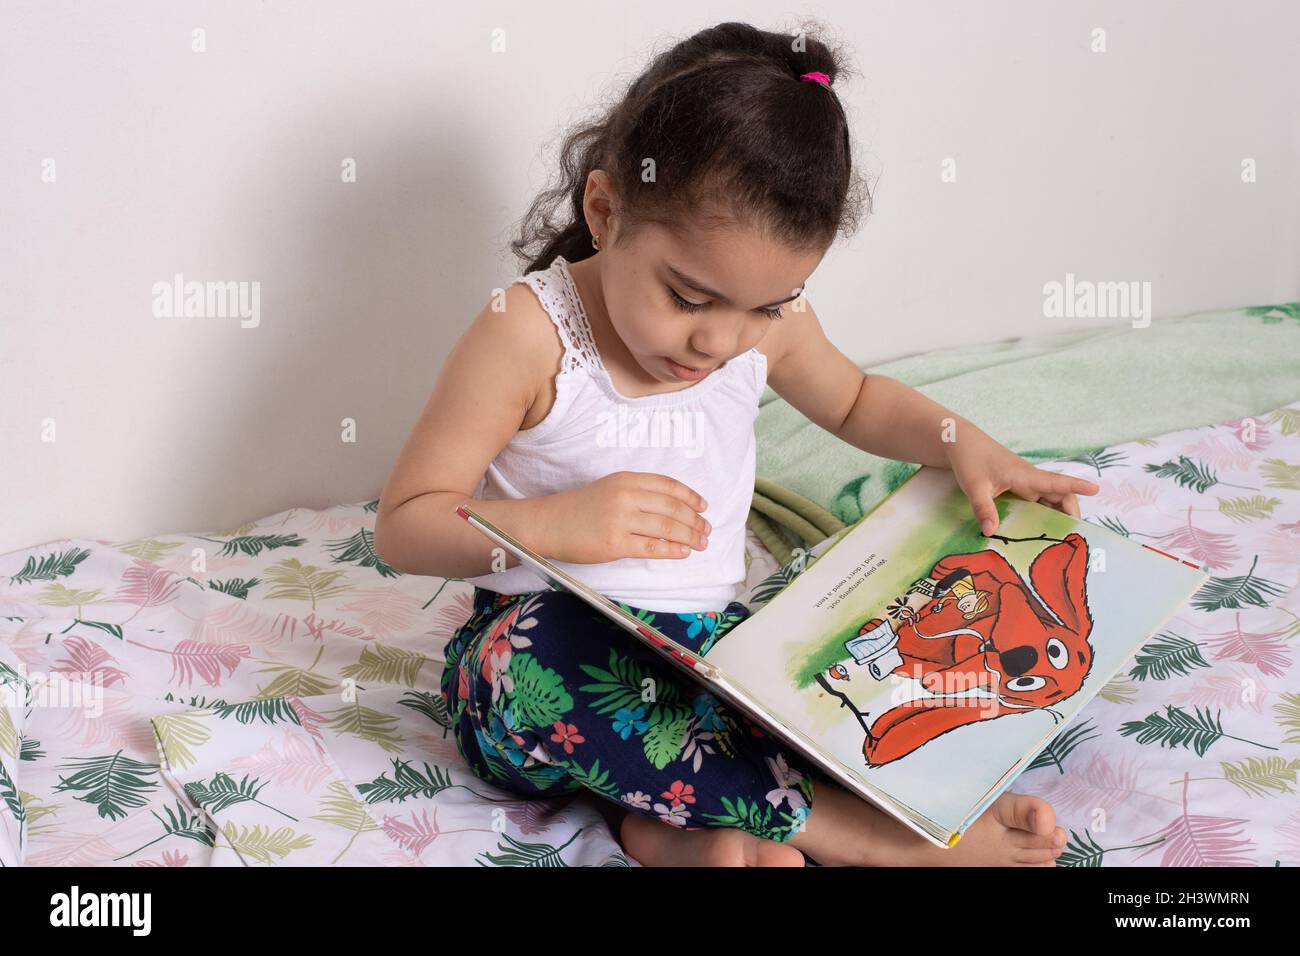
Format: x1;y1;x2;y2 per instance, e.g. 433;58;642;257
994;792;1056;836
1012;825;1067;851
1013;845;1061;865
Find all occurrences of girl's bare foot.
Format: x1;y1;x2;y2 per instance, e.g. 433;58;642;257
884;791;1067;866
789;783;1067;866
619;812;806;867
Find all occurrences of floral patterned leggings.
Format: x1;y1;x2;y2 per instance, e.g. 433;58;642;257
440;586;818;843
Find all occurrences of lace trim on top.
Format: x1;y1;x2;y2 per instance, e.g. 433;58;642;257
514;255;601;374
554;256;605;372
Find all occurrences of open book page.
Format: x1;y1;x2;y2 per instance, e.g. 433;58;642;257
706;467;1208;837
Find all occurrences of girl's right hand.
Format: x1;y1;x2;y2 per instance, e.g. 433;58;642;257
539;471;712;564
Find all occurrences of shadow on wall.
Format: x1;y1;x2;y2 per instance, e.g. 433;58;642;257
145;98;505;537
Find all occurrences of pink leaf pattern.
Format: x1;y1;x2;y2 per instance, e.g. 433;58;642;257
1134;774;1256;866
135;849;190;867
1169;667;1270;714
128;638;249;687
52;695;160;752
185;601;285;648
52;634;130;688
337;586;427;642
1159;507;1240;570
1258;527;1300;567
1202;612;1292;678
1226;418;1274;452
1025;750;1173;818
381;808;439;855
228;731;335;790
412;731;462;762
429;589;476;640
114;559;187;614
299;612;373;643
25;830;127;867
504;798;568;835
288;697;329;752
1186;434;1258;472
1096;478;1160;513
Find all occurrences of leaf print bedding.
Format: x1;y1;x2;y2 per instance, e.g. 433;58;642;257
1010;406;1300;867
1;403;1298;866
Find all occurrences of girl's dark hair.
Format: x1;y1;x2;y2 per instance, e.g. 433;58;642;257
510;20;870;274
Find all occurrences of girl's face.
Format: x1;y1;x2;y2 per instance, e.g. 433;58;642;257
582;179;826;387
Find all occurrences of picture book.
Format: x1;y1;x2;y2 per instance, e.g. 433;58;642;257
456;466;1208;848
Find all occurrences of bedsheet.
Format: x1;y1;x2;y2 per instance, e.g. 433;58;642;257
1;405;1297;866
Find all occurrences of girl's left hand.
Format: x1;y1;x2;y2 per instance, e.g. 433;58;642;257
945;430;1100;535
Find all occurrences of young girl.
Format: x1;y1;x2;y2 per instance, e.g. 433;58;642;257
374;21;1099;867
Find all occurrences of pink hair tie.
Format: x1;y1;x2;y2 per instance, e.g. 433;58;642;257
799;71;831;87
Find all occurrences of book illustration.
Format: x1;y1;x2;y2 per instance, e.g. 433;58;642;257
816;532;1095;767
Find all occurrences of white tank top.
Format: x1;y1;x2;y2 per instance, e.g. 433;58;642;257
462;254;767;613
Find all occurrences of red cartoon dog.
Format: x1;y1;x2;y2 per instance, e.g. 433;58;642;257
818;533;1095;767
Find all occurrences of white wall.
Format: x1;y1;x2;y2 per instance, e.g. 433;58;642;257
2;0;1297;553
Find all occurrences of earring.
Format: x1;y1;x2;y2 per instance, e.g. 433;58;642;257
592;234;601;251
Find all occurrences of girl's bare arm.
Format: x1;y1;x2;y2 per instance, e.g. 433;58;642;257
373;284;562;578
762;298;1096;531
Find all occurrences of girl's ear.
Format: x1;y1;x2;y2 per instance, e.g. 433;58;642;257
1027;533;1093;634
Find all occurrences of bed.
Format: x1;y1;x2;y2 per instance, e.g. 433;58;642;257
1;302;1297;867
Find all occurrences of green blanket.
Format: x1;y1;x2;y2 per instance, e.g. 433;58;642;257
750;303;1300;553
